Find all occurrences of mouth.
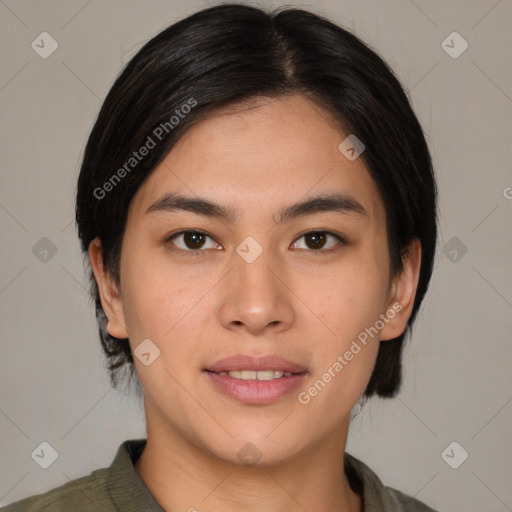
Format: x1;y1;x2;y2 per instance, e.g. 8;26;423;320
206;369;298;380
204;353;308;374
203;354;308;404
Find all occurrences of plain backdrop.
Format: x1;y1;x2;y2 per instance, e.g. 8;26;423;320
1;1;511;511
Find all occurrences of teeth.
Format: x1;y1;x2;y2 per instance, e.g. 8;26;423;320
218;370;293;380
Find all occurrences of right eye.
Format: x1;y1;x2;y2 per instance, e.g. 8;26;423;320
166;230;222;255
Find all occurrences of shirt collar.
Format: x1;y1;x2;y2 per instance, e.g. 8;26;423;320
345;452;409;511
107;439;164;511
107;439;402;512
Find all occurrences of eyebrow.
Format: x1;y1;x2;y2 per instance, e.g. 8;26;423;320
145;192;368;223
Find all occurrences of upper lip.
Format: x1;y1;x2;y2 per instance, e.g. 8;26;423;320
205;354;308;373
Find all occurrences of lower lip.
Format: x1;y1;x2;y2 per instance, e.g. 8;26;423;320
204;371;307;405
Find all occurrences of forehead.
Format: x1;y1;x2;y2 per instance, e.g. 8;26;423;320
130;94;385;226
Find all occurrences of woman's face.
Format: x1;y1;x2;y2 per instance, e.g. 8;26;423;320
92;94;418;465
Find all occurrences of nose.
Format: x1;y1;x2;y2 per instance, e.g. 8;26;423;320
219;245;295;336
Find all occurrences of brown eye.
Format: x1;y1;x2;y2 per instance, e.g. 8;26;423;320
182;232;206;249
305;232;327;249
291;231;344;251
167;230;219;253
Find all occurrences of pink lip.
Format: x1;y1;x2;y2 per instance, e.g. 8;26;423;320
205;371;307;405
204;354;308;405
205;354;307;373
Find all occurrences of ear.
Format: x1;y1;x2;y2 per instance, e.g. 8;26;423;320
88;237;129;339
380;238;422;341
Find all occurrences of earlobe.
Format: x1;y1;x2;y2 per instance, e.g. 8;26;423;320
88;237;129;339
380;238;422;341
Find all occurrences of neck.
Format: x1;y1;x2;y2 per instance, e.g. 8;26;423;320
134;418;362;512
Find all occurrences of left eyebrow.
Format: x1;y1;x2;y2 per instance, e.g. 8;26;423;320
145;192;368;223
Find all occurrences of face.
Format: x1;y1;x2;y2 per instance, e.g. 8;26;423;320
91;94;420;465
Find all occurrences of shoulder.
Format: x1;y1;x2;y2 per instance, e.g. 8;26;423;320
382;486;440;512
1;439;153;512
1;467;112;512
344;452;440;512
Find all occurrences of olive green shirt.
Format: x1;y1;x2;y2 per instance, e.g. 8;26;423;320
2;439;439;511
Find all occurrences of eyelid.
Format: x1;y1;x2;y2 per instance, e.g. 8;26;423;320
164;228;347;255
165;229;220;256
291;229;346;253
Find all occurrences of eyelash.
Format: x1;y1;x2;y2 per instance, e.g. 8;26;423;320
164;229;346;257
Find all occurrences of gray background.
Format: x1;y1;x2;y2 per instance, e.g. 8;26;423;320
1;1;511;510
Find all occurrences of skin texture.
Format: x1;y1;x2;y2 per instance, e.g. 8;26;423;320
89;94;421;512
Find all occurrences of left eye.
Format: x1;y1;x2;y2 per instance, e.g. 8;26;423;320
291;231;344;251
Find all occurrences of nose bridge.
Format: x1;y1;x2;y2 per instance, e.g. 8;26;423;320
235;242;276;295
220;238;293;333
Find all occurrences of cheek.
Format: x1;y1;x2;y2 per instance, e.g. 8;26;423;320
298;271;385;415
119;247;179;340
120;247;215;349
120;252;207;402
303;249;389;343
296;242;389;403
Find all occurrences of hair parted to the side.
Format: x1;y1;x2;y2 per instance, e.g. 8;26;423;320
75;3;437;400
